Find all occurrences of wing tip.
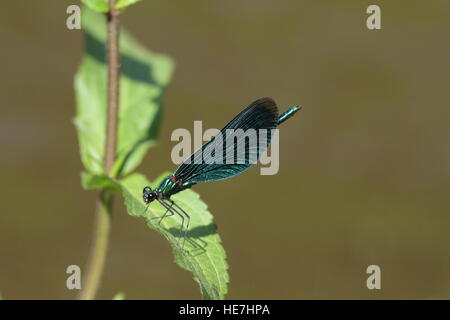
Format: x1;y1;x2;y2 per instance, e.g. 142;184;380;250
252;97;276;108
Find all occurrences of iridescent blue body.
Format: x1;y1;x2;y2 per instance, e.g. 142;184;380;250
278;106;301;125
142;97;301;246
155;174;191;199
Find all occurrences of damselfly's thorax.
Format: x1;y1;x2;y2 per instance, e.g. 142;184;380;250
143;175;187;204
156;174;188;198
169;174;184;186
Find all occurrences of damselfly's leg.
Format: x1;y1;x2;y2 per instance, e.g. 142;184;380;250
171;200;191;248
158;199;185;246
150;202;174;225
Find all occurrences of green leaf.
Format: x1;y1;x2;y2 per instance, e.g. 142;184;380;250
79;171;229;298
116;0;142;10
112;292;126;300
118;173;228;299
81;0;108;12
81;171;119;191
74;7;174;176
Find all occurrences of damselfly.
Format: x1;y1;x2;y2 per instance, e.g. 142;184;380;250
143;97;301;247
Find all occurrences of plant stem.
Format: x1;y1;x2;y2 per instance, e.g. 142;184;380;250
78;192;113;300
78;1;120;300
105;1;120;171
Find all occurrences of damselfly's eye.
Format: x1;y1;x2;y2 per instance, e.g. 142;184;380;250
143;187;157;204
143;186;152;194
148;192;156;201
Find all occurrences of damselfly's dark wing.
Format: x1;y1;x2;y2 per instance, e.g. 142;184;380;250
175;97;279;186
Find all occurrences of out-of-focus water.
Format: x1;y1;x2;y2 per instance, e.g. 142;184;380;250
0;0;450;299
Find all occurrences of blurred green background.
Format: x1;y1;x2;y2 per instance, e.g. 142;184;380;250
1;0;450;299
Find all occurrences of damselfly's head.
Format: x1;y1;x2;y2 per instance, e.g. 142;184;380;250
143;186;157;204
